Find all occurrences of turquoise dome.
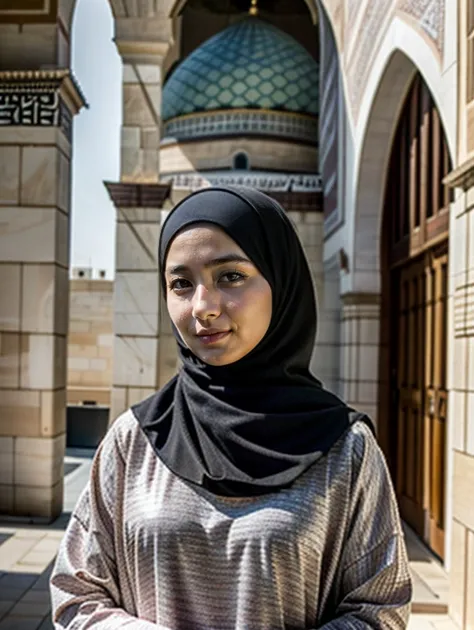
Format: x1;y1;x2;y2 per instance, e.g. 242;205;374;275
162;18;319;121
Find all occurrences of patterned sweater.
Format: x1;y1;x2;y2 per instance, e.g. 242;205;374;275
50;410;412;629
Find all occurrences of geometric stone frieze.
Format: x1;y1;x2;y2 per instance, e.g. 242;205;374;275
0;70;87;142
163;109;319;145
161;171;322;195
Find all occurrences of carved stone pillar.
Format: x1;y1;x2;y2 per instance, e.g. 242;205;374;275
0;70;85;520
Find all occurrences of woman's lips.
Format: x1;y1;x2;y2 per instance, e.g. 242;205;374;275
196;331;231;345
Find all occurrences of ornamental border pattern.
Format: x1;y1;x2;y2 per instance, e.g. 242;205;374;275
160;171;323;194
323;0;445;121
162;110;319;145
0;83;73;141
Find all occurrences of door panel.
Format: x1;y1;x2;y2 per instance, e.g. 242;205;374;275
382;73;451;560
395;259;425;536
425;251;447;557
393;248;447;558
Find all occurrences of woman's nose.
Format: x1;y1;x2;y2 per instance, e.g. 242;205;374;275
192;284;221;320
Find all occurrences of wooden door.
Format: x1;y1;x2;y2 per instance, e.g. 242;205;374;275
394;258;425;537
424;248;448;557
392;246;448;558
382;74;452;559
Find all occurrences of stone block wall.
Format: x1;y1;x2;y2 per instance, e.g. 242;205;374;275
340;294;380;425
0;118;74;520
446;182;474;627
289;210;341;393
67;278;114;407
160;137;318;175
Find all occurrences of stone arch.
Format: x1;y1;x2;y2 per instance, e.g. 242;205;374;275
59;0;79;33
350;16;456;294
167;0;319;23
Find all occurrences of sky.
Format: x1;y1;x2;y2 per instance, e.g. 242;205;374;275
71;0;122;277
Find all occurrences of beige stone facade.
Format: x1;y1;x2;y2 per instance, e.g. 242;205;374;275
442;0;474;614
0;0;473;626
0;68;84;520
67;274;113;407
160;136;319;175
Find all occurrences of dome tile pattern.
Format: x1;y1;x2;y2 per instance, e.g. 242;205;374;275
162;18;319;121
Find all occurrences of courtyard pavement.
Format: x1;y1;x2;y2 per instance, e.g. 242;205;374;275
0;449;93;630
0;449;458;629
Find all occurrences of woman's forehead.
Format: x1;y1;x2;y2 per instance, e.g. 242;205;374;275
165;224;248;268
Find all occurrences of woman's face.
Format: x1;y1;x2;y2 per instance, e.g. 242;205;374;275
164;224;272;366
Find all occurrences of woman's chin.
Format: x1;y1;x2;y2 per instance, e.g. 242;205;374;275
198;351;235;366
191;345;241;367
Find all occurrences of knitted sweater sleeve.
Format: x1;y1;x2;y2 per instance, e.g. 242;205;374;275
49;415;160;630
318;426;412;629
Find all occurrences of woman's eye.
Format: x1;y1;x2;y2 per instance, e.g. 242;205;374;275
169;278;192;292
220;271;246;284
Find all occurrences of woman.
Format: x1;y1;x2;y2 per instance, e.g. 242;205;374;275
50;186;412;629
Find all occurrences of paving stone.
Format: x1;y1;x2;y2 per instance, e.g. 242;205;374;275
37;617;54;630
30;564;54;592
29;540;60;554
18;593;50;605
408;614;458;630
0;589;28;604
43;532;63;542
17;551;57;570
0;540;38;571
0;575;37;591
13;532;45;541
0;601;15;621
0;617;43;630
9;599;51;618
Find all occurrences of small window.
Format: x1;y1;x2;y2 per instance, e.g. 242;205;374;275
78;270;85;278
233;152;250;170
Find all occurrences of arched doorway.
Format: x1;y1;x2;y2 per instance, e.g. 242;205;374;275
381;73;452;559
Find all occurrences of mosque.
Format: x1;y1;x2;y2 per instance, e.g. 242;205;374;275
0;0;473;625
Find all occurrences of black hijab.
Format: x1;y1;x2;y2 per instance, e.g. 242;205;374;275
133;186;369;496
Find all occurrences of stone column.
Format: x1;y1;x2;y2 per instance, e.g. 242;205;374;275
286;204;341;395
340;293;381;425
290;211;326;376
444;164;474;628
0;70;85;520
318;255;343;396
108;16;175;421
114;17;172;183
106;183;173;421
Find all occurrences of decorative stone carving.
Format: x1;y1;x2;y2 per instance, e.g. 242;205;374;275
398;0;445;54
160;171;322;193
319;0;446;121
163;110;319;145
0;70;86;141
0;92;59;126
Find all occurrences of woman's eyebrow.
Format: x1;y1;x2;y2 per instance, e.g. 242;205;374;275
166;254;252;275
